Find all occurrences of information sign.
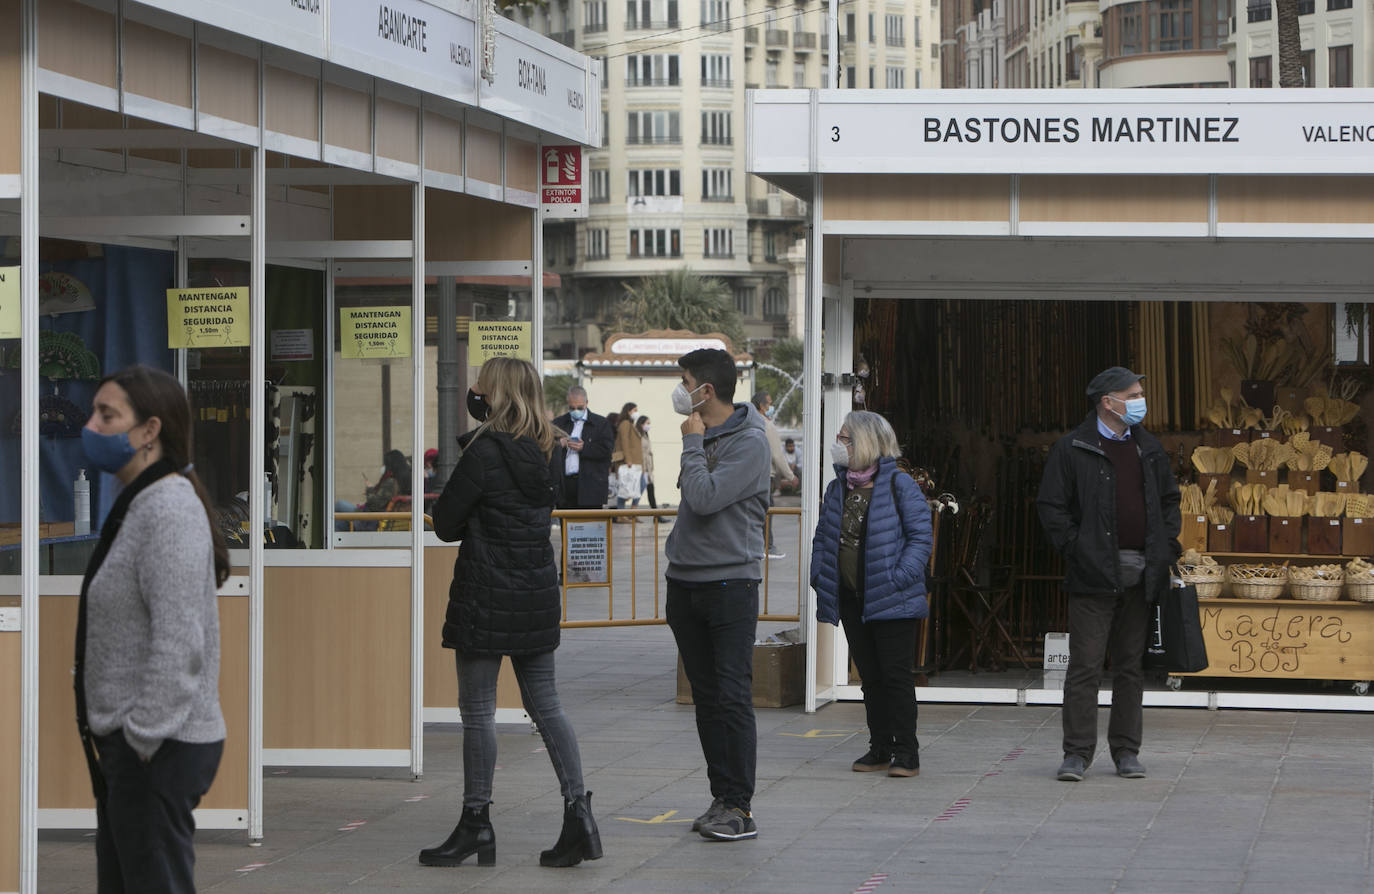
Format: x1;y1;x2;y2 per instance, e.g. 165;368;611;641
469;321;531;364
167;287;250;349
0;267;18;339
565;520;608;584
341;306;412;358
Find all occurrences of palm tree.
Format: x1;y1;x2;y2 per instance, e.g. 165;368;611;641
1275;0;1304;86
615;268;746;349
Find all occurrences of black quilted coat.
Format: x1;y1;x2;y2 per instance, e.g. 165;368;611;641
432;430;560;656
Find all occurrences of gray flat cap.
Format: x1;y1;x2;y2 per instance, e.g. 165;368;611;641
1086;366;1145;399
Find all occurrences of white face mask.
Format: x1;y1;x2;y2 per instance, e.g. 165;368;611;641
672;382;707;416
830;440;850;468
630;411;641;422
642;424;650;433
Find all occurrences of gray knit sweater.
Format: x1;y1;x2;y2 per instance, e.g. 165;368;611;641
85;475;225;761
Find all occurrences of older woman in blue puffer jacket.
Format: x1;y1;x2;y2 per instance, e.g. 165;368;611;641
810;411;933;778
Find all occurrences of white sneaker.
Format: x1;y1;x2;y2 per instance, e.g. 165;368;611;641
767;551;786;559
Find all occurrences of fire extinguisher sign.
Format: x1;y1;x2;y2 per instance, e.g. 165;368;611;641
541;145;586;219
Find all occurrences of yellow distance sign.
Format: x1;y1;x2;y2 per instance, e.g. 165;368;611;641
469;321;531;364
340;306;411;359
0;267;18;339
167;287;249;349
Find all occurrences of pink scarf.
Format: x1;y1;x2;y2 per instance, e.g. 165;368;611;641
846;464;878;489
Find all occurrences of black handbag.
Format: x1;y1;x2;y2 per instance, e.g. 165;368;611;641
1143;577;1209;674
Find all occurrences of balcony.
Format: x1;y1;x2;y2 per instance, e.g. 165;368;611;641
584;22;607;33
749;195;806;218
550;30;576;46
701;194;735;202
628;251;683;259
626;18;680;30
700;17;729;30
625;78;681;87
703;252;735;259
625;135;682;145
745;26;759;44
886;36;905;47
766;29;789;48
700;136;734;146
794;31;816;51
701;78;734;88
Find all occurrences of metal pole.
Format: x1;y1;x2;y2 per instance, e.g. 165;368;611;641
410;173;426;779
827;0;840;88
802;169;824;714
19;0;40;889
436;275;459;482
248;60;266;845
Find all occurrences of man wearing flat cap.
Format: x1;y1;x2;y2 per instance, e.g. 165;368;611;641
1037;366;1181;782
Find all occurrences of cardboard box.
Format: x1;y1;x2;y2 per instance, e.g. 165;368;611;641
1208;523;1233;553
1344;517;1374;556
1309;517;1343;555
1268;516;1301;554
1233;515;1268;553
676;641;804;709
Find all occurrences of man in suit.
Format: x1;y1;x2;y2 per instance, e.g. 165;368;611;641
552;385;615;509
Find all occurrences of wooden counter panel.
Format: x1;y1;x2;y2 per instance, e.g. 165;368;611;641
263;567;410;749
38;0;116;90
466;124;502;186
1020;175;1208;222
197;44;259;127
324;81;371;156
39;595;249;811
266;65;320;143
424;111;463;177
333;185;412;241
0;0;20;182
376;97;418;166
0;633;19;891
1218;176;1374;224
505;136;537;193
426;190;532;261
1189;599;1374;681
824;174;1009;222
123;20;191;110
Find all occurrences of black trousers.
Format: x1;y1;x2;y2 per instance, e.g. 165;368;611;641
1063;586;1148;762
667;577;758;812
838;592;919;757
95;731;223;894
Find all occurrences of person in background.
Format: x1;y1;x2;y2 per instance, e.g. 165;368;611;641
423;448;440;485
636;414;657;509
77;365;229;893
783;438;801;481
666;348;771;842
614;401;645;514
551;386;614;511
810;411;932;778
365;448;411;511
751;391;798;559
422;357;601;869
1037;366;1182;783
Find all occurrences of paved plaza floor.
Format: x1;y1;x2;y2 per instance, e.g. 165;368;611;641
38;611;1374;893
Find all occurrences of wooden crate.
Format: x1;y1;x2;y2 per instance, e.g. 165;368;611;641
1309;517;1343;555
1343;517;1374;557
1267;517;1301;554
1233;515;1268;553
1208;523;1234;553
1180;515;1209;554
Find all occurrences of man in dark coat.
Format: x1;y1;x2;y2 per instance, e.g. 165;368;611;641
1037;366;1181;783
551;386;615;510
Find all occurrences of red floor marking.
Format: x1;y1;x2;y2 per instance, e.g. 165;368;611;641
934;797;972;822
853;872;888;893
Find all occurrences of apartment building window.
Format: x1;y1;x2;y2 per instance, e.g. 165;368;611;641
1328;0;1352;8
702;0;730;27
794;61;807;87
702;167;732;201
626;110;680;143
846;66;856;87
1301;49;1315;87
1249;54;1272;87
868;66;875;87
589;55;608;84
586;228;610;260
915;69;921;88
626;0;679;29
589;169;610;203
913;15;920;45
868;12;875;41
885;66;905;87
1330;45;1352;87
766;59;781;86
734;286;756;316
846;12;855;38
1245;0;1271;21
701;110;732;145
704;228;734;258
701;54;732;87
627;168;681;197
764;231;778;261
625;54;679;86
885;14;904;46
584;0;607;31
763;287;787;319
628;228;681;258
1065;35;1080;80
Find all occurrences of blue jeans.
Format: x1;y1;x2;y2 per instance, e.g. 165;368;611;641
666;577;758;812
456;650;585;809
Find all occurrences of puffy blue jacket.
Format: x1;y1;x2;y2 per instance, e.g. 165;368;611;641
810;457;934;625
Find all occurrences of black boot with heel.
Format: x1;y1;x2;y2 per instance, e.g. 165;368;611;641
419;804;496;867
539;792;603;867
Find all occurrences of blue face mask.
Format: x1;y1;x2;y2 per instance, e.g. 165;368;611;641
569;408;587;421
81;427;139;474
1113;396;1147;426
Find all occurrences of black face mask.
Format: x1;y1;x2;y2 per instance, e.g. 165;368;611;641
466;388;490;423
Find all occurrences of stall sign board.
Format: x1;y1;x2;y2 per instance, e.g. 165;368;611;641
271;328;315;362
542;145;586;219
167;287;250;349
340;307;411;359
470;321;531;364
564;521;608;584
0;267;18;339
1187;600;1374;680
137;0;326;57
330;0;478;105
480;17;590;143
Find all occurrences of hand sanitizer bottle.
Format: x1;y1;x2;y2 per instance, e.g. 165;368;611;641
74;469;91;536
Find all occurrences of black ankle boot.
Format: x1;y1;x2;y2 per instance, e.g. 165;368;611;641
419;804;495;867
539;792;603;867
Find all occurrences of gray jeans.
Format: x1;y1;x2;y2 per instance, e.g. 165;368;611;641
456;650;586;809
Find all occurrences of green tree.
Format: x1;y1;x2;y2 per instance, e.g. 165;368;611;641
754;337;804;427
615;268;745;349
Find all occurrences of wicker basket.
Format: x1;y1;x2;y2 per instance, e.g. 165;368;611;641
1228;564;1286;600
1346;571;1374;603
1179;563;1225;599
1288;568;1345;602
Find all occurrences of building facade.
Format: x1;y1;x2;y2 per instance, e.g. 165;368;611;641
1228;0;1372;87
511;0;936;358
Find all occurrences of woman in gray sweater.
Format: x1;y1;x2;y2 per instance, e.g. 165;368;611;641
77;365;230;894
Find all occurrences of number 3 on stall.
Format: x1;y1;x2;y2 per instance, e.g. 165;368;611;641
831;126;840;142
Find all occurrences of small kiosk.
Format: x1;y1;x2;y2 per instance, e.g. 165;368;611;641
0;0;601;889
746;89;1374;714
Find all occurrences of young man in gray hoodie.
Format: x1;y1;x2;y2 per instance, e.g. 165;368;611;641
665;348;772;842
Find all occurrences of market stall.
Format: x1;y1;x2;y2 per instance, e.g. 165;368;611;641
1;0;601;888
746;88;1374;714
